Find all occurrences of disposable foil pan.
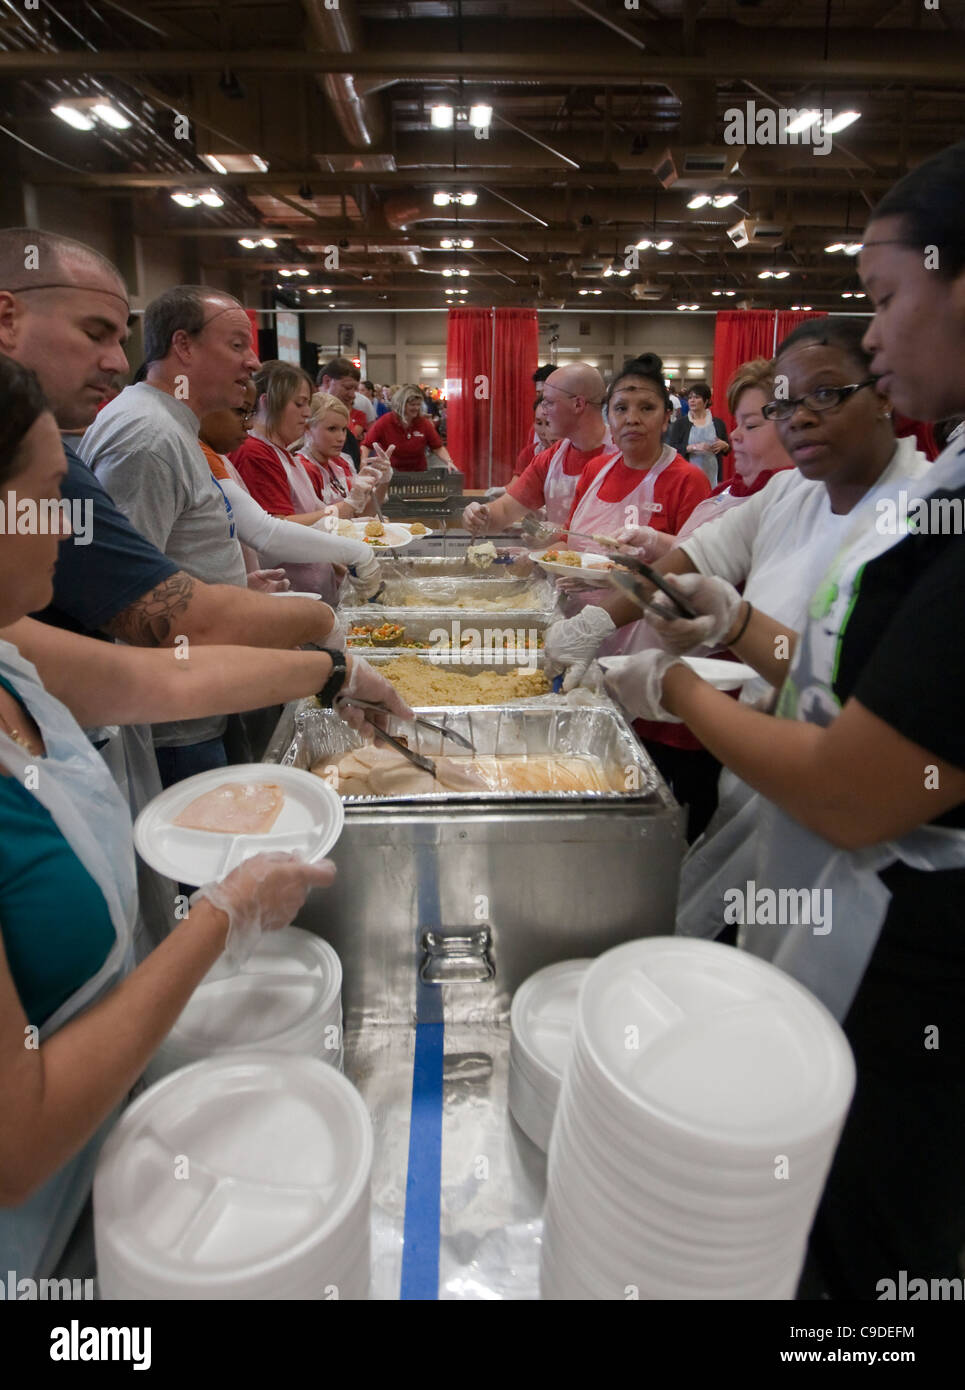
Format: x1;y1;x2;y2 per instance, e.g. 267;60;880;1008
373;555;536;581
279;703;660;807
345;616;549;663
342;574;557;612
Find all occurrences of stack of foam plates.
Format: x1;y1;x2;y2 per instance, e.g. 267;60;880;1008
142;926;343;1086
540;938;855;1301
509;960;591;1152
95;1053;372;1300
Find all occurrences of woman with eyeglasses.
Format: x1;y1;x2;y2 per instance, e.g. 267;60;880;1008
197;384;383;601
599;140;965;1299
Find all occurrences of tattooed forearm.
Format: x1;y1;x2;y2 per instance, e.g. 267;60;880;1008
103;571;197;647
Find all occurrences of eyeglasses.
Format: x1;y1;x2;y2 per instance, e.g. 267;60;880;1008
761;380;877;422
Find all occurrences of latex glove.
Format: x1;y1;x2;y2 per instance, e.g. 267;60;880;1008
600;650;683;724
544;605;617;692
613;525;674;562
335;655;415;734
462;501;491;536
348;548;384;601
247;568;291;593
646;573;743;654
192;851;337;967
370;442;395;481
348;474;376;514
326;609;349;651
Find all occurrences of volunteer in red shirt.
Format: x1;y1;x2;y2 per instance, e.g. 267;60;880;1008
231;360;342;602
293;391;386;518
362;384;454;472
317;356;367;466
462;363;612;534
513;398;560;477
549;353;716;838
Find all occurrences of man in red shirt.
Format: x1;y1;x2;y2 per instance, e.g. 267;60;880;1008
462;363;613;533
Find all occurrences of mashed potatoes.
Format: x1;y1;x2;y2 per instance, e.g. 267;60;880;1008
373;656;550;704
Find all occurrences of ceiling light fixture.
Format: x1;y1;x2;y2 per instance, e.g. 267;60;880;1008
296;268;309;277
202;154;229;175
431;105;454;128
433;192;451;207
844;242;863;256
712;193;738;208
171;191;200;207
52;103;95;131
238;238;257;249
91;103;131;130
259;238;277;249
785;110;822;134
279;268;294;277
198;189;224;208
655;239;674;251
252;156;269;172
469;104;493;129
825;110;861;134
824;242;845;253
687;194;711;209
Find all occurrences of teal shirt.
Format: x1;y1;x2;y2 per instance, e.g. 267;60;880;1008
0;675;115;1027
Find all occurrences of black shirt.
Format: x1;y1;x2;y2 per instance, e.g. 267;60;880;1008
829;477;965;1068
33;440;179;639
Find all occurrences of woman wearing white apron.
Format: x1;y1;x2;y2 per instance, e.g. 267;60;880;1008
0;358;414;1279
600;139;965;1298
461;362;614;536
293;391;391;519
553;354;715;837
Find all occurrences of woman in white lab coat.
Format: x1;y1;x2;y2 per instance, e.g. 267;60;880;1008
602;140;965;1299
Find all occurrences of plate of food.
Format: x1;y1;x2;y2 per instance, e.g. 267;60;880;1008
133;765;344;887
397;522;434;539
530;548;616;579
334;518;414;548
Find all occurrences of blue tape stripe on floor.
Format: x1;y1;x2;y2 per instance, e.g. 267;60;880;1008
400;977;445;1300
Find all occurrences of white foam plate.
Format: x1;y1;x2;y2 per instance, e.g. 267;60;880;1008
134;764;344;887
270;590;324;599
340;521;415;548
396;524;435;540
530;549;616;579
679;656;759;690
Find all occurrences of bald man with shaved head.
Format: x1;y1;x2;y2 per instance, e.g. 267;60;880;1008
462;361;615;536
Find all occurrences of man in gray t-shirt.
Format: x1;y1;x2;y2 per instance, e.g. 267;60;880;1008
80;285;260;781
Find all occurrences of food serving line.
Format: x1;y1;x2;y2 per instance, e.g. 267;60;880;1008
259;489;687;1299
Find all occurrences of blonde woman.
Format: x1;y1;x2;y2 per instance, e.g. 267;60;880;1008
292;392;385;519
362;383;455;473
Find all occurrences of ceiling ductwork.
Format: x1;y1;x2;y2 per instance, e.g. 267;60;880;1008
301;0;384;150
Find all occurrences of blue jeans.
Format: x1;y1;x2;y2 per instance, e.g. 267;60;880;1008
155;737;228;790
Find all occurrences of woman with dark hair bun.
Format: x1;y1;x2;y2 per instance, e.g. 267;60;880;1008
594;141;965;1299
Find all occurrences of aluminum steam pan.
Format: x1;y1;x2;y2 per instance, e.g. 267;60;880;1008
342;574;557;612
374;554;537;582
345;611;549;657
280;702;660;807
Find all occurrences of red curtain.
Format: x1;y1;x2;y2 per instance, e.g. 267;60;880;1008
492;308;539;487
712;309;826;482
445;307;538;488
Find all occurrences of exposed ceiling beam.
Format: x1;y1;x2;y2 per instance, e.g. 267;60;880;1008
0;44;959;84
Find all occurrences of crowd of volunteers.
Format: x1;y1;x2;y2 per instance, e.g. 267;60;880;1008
0;139;963;1300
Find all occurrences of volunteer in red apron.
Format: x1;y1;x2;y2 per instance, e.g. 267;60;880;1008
547;353;715;838
462;362;614;535
233;363;347;605
293;392;389;519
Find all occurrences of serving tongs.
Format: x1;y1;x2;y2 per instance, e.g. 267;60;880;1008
607;566;700;623
334;695;476;777
520;515;622;550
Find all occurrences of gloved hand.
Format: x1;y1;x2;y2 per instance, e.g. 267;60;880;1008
612;525;675;562
192;851;337;967
369;442;395;482
646;573;743;654
326;609;349;651
335;654;415;734
462;501;491;536
348;473;377;514
600;650;684;723
544;605;617;692
247;568;291;593
348;548;383;601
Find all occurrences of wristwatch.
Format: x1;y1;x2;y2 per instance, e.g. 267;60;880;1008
317;648;348;707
